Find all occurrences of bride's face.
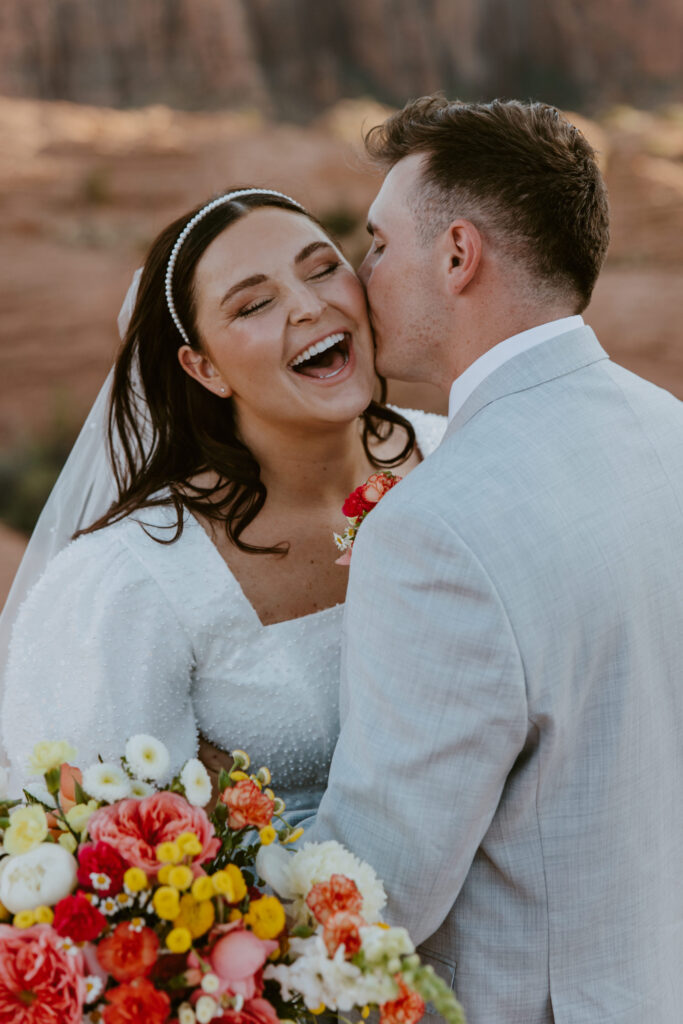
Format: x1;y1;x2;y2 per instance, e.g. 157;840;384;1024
181;208;376;432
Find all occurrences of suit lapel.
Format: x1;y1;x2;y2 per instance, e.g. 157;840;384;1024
444;326;610;441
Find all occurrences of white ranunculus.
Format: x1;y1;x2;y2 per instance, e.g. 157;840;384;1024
180;758;212;807
125;734;171;782
0;842;78;912
82;762;131;802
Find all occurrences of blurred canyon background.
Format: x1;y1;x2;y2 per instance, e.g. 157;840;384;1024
1;0;683;604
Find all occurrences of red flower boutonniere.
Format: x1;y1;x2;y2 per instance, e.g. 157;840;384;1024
333;471;401;565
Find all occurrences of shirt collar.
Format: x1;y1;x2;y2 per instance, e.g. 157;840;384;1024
448;315;585;422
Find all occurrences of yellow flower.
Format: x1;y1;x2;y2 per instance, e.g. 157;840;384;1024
231;750;250;770
311;1005;327;1015
157;865;173;885
229;770;249;782
65;800;99;836
13;909;36;928
176;831;203;857
282;827;304;845
152;886;181;920
34;905;54;925
228;908;243;922
4;806;48;855
156;841;182;864
124;867;149;893
255;766;271;786
168;866;194;891
166;926;193;953
361;1007;371;1019
259;826;276;846
191;876;214;902
211;865;247;903
58;833;78;854
0;902;11;922
27;740;77;777
173;893;215;939
244;896;285;940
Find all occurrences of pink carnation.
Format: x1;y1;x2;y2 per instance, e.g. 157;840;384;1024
88;791;219;874
0;924;86;1024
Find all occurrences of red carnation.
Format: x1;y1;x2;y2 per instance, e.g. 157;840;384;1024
103;976;171;1024
221;779;274;831
77;840;128;897
380;977;426;1024
306;874;363;925
97;921;160;982
342;486;375;519
53;890;107;942
323;910;366;958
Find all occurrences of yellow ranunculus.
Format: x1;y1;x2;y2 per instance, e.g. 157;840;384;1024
166;926;193;953
65;800;99;835
168;866;194;891
191;876;214;902
173;893;215;939
27;740;77;778
244;895;285;940
124;867;148;893
211;864;247;903
176;832;203;857
152;886;181;921
156;841;181;864
4;806;48;855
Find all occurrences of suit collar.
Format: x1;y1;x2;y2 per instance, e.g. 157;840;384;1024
444;325;609;440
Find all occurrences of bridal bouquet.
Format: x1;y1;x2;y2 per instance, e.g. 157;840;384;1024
0;738;465;1024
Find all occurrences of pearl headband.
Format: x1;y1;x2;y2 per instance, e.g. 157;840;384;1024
164;188;305;346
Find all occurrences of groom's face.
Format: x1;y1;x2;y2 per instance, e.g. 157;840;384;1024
359;154;445;387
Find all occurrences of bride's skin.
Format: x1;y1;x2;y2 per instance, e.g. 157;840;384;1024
176;207;422;782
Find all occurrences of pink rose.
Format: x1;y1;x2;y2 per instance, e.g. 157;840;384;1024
216;998;280;1024
0;923;86;1024
88;791;219;874
190;926;278;1000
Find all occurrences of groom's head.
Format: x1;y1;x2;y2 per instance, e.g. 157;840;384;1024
359;96;610;389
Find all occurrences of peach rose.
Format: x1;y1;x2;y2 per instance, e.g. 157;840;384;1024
0;923;86;1024
88;791;219;874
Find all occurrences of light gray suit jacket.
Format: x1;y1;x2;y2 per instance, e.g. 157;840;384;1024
313;327;683;1023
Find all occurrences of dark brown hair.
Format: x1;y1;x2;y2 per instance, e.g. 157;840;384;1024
365;96;610;309
80;189;415;554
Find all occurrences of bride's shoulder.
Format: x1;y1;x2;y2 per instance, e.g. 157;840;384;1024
391;405;448;458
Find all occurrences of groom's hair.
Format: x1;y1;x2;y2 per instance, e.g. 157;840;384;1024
365;96;610;310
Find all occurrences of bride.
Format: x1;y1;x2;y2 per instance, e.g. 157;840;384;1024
1;187;445;817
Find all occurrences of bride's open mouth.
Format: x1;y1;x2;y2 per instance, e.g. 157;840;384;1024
287;331;351;380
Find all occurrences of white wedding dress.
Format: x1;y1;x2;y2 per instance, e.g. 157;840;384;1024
2;409;445;817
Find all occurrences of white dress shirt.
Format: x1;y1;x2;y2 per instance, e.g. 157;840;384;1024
448;316;585;421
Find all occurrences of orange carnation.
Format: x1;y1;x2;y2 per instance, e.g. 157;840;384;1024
323;910;365;958
380;977;426;1024
221;780;274;831
306;874;363;925
96;921;159;982
103;977;170;1024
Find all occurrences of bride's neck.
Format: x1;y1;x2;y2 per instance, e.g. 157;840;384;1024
236;413;372;509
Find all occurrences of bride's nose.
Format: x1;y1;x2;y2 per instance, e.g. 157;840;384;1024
287;281;326;324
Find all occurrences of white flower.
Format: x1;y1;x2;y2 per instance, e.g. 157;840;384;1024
360;924;414;964
265;935;397;1011
195;994;219;1023
178;1005;197;1024
180;758;212;807
0;842;78;913
201;972;220;994
271;840;387;927
27;740;77;778
0;765;9;799
125;734;171;782
82;762;131;802
129;779;155;799
84;974;104;1004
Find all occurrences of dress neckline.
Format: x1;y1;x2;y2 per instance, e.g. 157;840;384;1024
184;510;344;631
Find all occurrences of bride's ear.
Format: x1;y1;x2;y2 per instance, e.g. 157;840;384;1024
178;345;232;397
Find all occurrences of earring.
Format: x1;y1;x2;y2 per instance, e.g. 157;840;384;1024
220;386;226;394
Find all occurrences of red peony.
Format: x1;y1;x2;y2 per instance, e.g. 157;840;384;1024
306;873;363;925
220;779;274;831
215;997;280;1024
380;977;426;1024
53;890;107;942
88;791;220;875
97;922;160;983
77;841;129;897
0;923;86;1024
323;910;366;958
103;977;171;1024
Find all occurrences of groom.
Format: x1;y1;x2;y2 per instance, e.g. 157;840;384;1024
312;98;683;1022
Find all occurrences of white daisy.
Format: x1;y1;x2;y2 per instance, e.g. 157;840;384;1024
129;779;155;799
82;762;131;803
84;974;104;1004
195;995;219;1023
125;734;171;782
178;1004;197;1024
180;758;212;807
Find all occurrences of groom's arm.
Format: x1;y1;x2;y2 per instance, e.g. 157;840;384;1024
313;495;528;945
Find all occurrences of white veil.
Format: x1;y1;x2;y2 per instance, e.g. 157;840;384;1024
0;269;143;771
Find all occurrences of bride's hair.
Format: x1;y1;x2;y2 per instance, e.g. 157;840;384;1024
79;189;416;555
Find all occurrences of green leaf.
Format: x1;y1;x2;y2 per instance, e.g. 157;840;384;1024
218;768;231;793
73;779;90;805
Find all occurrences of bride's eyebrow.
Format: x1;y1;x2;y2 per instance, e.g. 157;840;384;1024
220;241;338;307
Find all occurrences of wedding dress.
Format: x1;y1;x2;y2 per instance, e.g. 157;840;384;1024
1;409;445;816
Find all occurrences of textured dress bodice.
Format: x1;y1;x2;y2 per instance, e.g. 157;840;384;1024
2;409;446;815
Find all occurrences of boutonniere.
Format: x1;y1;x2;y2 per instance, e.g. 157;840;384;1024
333;471;402;565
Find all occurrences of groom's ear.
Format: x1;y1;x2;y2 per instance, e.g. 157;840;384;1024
177;346;232;398
442;219;482;295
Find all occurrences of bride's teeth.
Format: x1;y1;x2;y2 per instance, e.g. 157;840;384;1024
290;332;345;368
